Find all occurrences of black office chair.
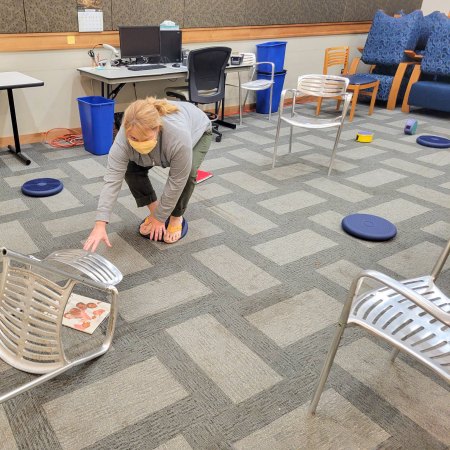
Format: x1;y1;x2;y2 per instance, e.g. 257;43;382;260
165;46;231;142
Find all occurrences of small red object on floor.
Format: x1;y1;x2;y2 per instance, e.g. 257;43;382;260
196;170;213;184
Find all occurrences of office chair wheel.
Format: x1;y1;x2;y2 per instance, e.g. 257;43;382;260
215;135;222;142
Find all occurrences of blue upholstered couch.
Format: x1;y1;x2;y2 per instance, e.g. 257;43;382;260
403;15;450;113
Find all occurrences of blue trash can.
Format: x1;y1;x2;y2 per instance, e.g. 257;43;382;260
256;70;287;114
77;96;115;155
256;41;287;73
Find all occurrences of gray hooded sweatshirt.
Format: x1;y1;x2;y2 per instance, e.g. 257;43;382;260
96;101;211;223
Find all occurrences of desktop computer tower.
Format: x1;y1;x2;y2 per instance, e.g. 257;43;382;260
160;30;182;63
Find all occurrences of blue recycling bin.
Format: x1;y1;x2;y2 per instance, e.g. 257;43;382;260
256;41;287;73
77;96;115;155
256;70;287;114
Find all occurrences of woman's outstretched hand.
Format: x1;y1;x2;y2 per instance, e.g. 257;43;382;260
83;221;111;252
140;215;166;241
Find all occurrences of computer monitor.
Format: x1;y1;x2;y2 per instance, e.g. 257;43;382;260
160;30;182;63
118;26;161;60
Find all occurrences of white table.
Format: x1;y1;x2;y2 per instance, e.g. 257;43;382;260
0;72;44;165
78;63;251;130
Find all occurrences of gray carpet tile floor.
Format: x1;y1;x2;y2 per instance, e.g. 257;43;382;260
0;101;449;450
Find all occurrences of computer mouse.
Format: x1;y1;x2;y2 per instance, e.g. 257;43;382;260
172;63;181;67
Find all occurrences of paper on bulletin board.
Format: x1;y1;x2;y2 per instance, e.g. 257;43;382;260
77;0;104;32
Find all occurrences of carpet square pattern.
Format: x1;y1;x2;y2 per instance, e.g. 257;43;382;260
0;102;449;449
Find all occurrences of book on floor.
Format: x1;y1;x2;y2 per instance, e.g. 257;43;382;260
62;293;110;334
195;170;213;184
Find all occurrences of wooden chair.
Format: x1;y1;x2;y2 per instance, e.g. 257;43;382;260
316;47;349;115
347;10;422;110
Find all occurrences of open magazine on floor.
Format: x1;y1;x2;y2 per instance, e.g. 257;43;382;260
62;293;110;334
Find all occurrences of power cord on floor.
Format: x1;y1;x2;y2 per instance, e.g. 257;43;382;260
44;128;84;148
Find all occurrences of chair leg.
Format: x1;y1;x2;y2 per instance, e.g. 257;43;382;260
368;82;379;116
288;126;294;154
272;115;282;168
212;125;222;143
390;348;400;362
309;269;366;415
387;62;410;110
328;123;344;176
268;85;274;121
348;87;359;122
308;322;347;415
316;97;323;116
239;87;243;126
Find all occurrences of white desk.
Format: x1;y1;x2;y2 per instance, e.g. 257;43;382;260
77;64;251;129
0;72;44;165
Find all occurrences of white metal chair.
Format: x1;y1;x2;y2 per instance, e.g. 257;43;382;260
238;53;275;125
0;247;122;403
272;74;352;175
309;239;450;416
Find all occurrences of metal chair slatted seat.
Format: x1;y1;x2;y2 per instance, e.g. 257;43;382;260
0;248;122;403
309;239;450;415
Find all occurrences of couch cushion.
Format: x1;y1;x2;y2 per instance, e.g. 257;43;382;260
422;17;450;76
416;11;447;51
409;80;450;112
362;10;423;66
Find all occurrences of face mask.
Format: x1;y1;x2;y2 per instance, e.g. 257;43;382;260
128;138;157;154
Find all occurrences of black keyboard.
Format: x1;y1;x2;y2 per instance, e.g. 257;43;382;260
127;64;167;71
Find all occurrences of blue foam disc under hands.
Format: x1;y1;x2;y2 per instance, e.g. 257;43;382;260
21;178;63;197
416;135;450;149
139;217;188;242
342;214;397;242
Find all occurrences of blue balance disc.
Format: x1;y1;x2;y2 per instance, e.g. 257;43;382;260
342;214;397;242
139;217;188;242
416;135;450;149
21;178;63;197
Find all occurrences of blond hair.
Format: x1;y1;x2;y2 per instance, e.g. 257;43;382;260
123;97;179;140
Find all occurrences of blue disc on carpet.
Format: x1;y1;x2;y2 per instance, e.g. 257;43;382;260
416;135;450;149
342;214;397;242
139;217;188;242
21;178;63;197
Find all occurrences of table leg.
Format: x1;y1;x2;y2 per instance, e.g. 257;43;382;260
101;82;105;97
368;82;379;116
6;89;31;165
349;86;359;122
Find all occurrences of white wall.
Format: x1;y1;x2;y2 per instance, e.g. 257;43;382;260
422;0;450;14
0;33;367;138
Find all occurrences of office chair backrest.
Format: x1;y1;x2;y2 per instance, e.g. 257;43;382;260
323;47;349;75
187;46;231;104
297;74;349;98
